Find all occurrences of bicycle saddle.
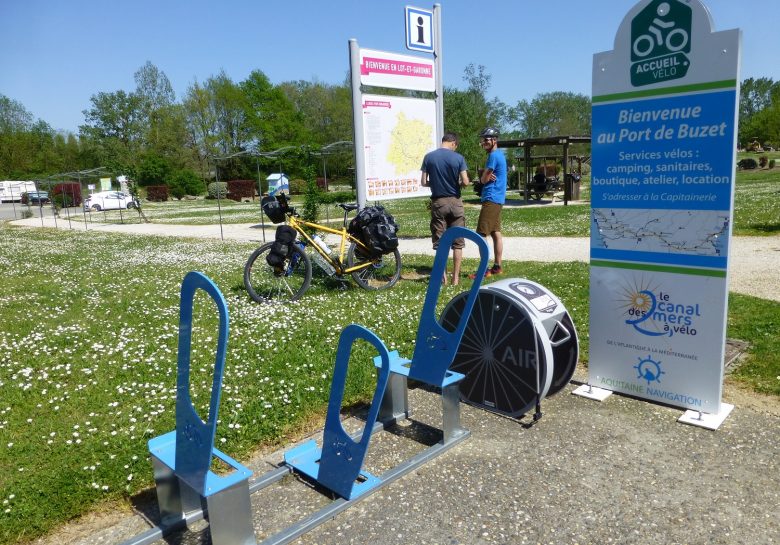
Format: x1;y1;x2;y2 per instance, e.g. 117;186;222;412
338;203;359;212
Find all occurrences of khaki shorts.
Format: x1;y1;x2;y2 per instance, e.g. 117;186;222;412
430;196;465;249
476;201;502;236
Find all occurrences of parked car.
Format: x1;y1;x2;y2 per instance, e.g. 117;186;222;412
21;191;50;205
83;191;137;212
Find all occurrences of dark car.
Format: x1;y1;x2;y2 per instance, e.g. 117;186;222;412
21;191;50;205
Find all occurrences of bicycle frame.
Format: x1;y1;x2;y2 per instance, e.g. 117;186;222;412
286;214;377;276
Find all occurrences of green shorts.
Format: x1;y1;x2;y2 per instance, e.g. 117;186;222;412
476;201;503;236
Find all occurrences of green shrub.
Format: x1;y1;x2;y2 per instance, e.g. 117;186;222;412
317;190;356;204
769;159;776;169
169;170;205;198
53;193;73;208
207;181;228;199
302;169;319;223
289;178;307;195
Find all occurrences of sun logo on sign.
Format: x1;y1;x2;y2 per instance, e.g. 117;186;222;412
614;276;669;337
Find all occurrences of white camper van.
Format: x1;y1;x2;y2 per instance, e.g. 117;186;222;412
0;181;37;202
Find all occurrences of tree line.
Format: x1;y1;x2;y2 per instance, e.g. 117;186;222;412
14;63;778;192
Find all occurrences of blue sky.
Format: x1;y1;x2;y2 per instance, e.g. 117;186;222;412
2;0;777;133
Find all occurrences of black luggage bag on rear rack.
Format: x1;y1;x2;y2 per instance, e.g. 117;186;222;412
347;205;399;256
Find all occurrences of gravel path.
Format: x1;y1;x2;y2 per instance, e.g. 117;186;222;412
8;216;780;302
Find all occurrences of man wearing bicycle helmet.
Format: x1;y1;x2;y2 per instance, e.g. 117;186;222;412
420;132;470;285
470;126;506;279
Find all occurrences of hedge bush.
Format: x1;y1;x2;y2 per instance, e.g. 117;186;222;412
146;185;169;202
226;179;256;201
317;190;355;204
53;182;82;207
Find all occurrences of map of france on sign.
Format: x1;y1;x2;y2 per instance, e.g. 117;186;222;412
359;48;435;92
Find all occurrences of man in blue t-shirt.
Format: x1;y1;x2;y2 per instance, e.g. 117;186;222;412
470;127;507;278
420;132;471;285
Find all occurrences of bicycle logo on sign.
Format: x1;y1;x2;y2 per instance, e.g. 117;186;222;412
632;3;689;58
630;0;691;86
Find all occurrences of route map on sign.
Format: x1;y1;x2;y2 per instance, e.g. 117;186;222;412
592;207;729;260
362;93;436;200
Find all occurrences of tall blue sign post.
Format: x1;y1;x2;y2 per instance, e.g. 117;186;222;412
577;0;741;429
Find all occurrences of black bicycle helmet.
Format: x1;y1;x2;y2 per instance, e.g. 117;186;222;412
479;127;500;138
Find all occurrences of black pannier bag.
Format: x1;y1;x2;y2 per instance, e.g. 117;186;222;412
266;225;297;269
347;205;399;255
262;195;287;224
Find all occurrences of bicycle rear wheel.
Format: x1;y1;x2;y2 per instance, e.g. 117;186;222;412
244;242;312;303
347;243;401;290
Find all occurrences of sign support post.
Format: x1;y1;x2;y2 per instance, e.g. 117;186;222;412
433;3;443;142
348;39;368;209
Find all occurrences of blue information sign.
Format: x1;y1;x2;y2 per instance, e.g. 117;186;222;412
587;0;741;416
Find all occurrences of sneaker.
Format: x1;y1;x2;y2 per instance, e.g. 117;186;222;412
468;265;503;280
486;265;503;277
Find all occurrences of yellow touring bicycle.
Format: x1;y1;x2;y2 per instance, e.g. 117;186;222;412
243;194;402;303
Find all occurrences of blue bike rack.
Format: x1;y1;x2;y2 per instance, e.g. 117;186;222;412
146;271;256;545
375;227;489;440
284;324;391;500
124;230;490;545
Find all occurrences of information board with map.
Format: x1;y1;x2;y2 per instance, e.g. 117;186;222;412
361;94;436;200
587;0;740;414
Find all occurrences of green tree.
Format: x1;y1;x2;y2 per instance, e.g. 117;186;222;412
739;77;780;146
183;72;251;179
241;70;306;150
134;61;175;116
136;153;172;186
279;80;352;145
509;91;591;138
80;89;143;172
443;64;506;172
0;95;66;178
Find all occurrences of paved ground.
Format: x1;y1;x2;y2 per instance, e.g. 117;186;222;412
9;215;780;302
31;372;780;545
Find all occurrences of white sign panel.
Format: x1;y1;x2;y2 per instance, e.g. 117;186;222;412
361;94;436;201
359;48;435;92
405;6;433;53
588;0;740;413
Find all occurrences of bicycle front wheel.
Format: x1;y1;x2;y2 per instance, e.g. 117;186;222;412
347;243;401;290
244;242;312;303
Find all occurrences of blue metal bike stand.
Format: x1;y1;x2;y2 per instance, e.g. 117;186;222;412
123;232;491;545
375;226;489;441
147;271;256;545
285;324;391;500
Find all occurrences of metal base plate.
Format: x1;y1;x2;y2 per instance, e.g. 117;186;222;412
678;403;734;430
571;384;613;401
